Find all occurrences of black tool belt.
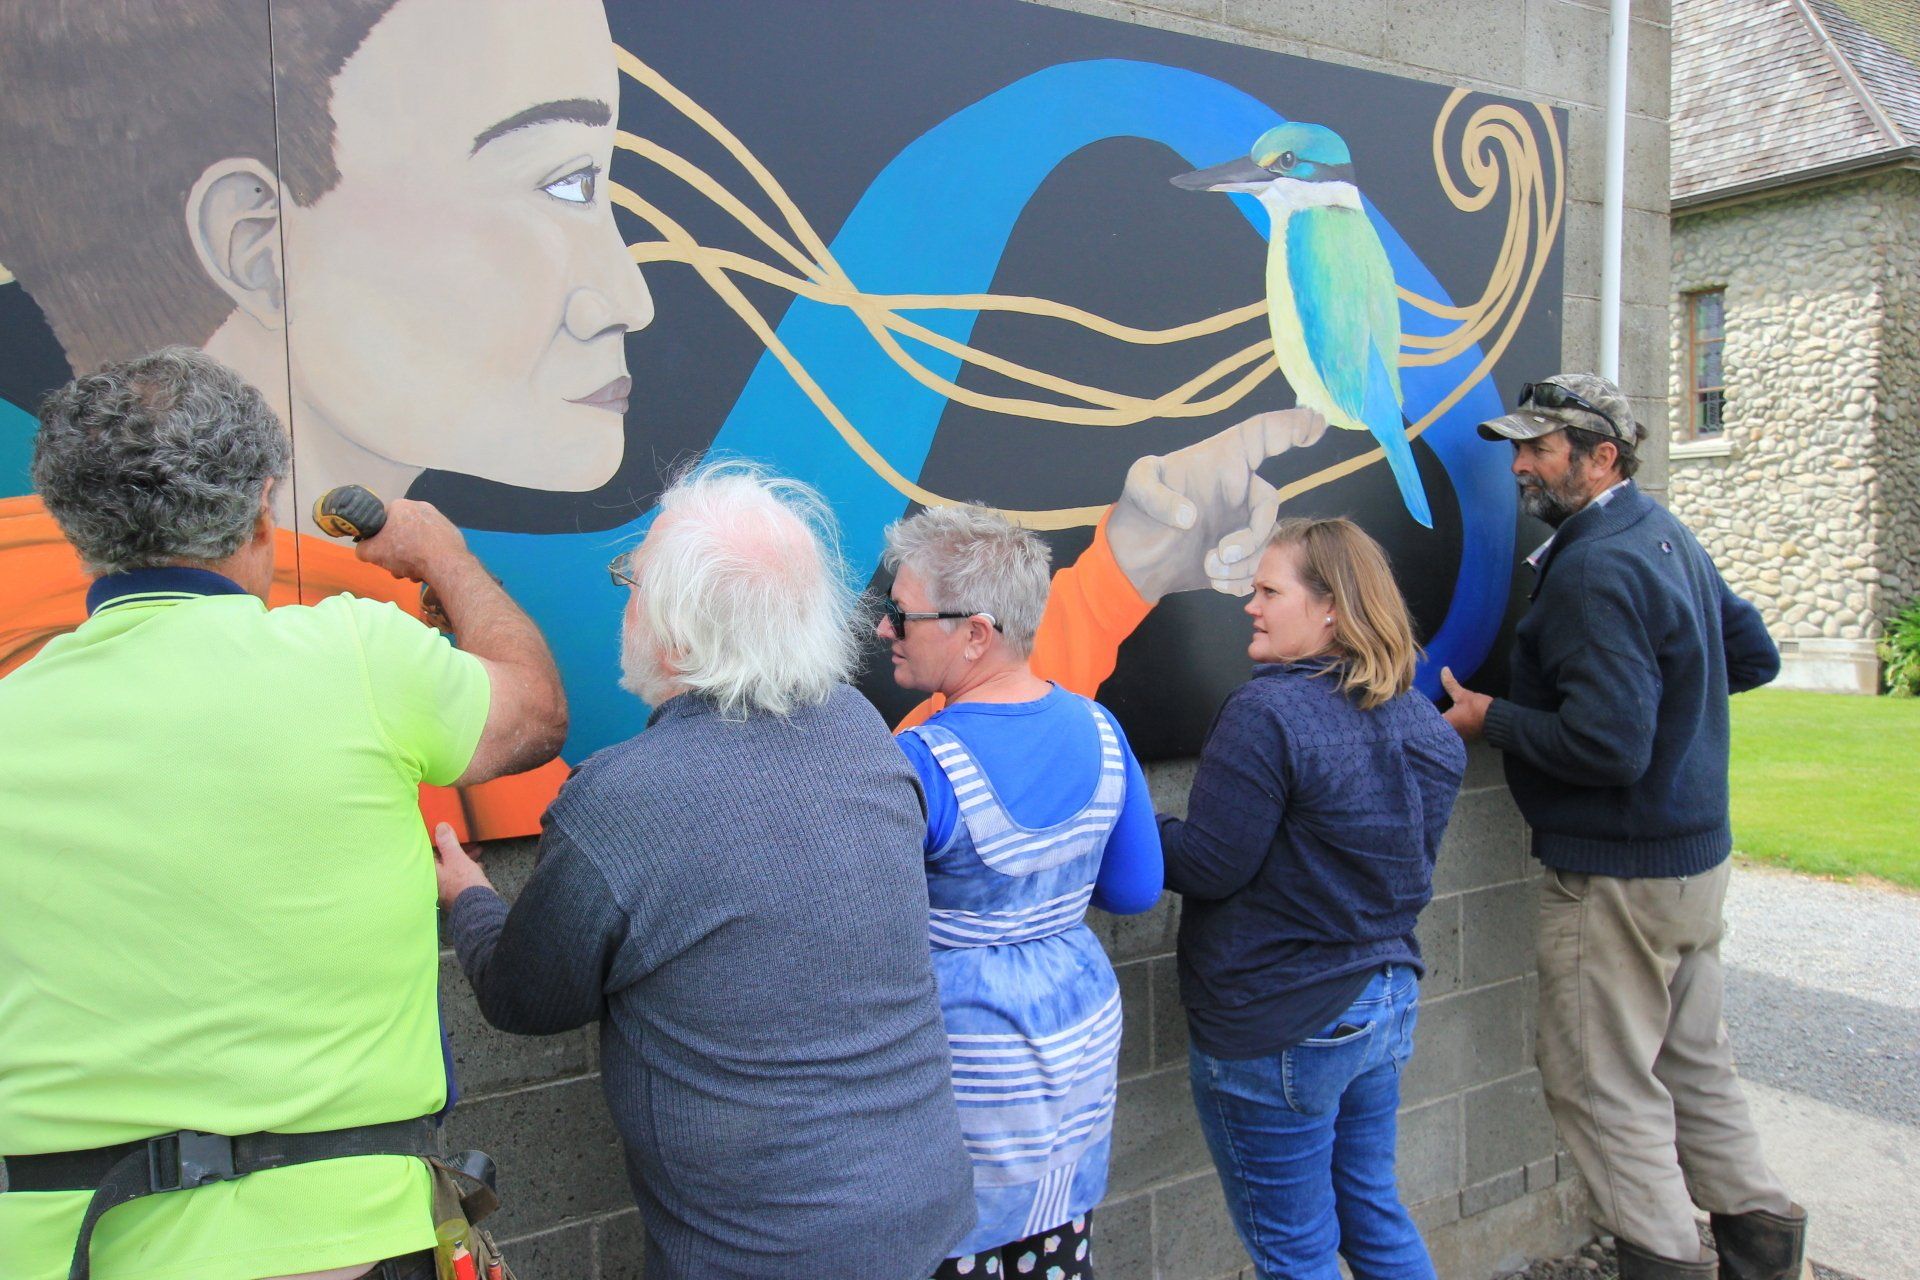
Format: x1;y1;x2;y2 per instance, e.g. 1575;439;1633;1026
1;1117;442;1280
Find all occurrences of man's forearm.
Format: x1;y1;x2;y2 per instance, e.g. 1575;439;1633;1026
423;550;558;680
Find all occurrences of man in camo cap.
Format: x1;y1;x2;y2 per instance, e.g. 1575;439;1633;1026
1440;375;1804;1280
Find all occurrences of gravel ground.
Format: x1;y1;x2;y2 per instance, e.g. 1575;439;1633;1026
1511;1232;1864;1280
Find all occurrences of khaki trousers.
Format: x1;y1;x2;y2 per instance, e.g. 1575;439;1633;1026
1535;859;1793;1260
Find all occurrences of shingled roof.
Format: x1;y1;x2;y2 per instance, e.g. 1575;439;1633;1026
1673;0;1920;207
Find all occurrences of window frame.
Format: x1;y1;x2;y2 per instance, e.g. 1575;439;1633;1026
1683;287;1726;442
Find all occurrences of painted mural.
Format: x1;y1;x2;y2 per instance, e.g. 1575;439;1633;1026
0;0;1563;838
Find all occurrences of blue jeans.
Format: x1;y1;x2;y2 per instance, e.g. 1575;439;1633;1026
1188;965;1435;1280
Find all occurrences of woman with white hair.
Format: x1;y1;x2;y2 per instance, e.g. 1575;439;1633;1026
879;504;1163;1280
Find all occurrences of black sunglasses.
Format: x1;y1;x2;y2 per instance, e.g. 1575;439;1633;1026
880;596;1001;634
1520;381;1626;442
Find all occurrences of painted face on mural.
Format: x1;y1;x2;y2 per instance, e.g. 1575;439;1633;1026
1244;543;1335;664
278;0;652;495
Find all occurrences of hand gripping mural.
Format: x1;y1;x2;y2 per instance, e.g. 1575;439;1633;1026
0;0;1564;840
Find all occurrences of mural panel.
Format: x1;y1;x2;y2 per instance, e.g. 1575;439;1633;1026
0;0;1564;837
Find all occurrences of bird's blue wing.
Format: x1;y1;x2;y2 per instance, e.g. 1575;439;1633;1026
1290;208;1430;527
1287;208;1374;422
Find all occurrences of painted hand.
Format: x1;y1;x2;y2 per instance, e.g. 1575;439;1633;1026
1439;666;1492;741
433;821;495;909
354;498;471;585
1106;408;1330;601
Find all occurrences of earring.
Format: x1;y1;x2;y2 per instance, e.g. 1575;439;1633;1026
1324;615;1334;624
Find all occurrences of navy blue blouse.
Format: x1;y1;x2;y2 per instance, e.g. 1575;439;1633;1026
1159;661;1466;1059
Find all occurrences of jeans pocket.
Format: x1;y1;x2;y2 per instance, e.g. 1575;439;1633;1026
1282;1020;1376;1115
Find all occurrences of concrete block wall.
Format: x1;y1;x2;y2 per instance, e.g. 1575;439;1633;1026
438;3;1670;1275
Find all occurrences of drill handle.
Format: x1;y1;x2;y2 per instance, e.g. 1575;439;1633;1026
313;484;387;542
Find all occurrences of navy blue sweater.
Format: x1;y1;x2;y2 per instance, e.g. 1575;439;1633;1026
1486;482;1779;878
1160;663;1466;1057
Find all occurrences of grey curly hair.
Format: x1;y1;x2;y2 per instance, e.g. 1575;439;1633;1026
882;504;1051;655
32;347;290;575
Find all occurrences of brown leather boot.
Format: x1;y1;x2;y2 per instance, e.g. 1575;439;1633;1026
1710;1205;1808;1280
1616;1238;1719;1279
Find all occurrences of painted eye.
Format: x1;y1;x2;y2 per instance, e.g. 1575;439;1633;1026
1278;150;1297;170
542;164;599;205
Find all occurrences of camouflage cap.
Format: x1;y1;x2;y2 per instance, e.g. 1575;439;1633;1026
1477;373;1642;447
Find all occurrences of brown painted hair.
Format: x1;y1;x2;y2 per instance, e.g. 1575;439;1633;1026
1264;516;1420;711
0;1;398;371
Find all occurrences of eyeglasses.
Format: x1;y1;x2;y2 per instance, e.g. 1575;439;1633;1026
608;551;637;589
1520;381;1626;442
880;596;1001;634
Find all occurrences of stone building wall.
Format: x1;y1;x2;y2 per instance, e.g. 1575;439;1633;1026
1667;169;1920;691
443;2;1672;1276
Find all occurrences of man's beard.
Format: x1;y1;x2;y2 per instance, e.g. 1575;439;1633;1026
1518;460;1592;528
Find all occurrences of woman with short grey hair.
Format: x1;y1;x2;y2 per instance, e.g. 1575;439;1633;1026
879;504;1163;1280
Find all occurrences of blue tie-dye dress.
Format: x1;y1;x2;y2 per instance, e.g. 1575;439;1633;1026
904;692;1135;1253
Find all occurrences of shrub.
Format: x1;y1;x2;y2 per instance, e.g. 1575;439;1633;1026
1881;598;1920;696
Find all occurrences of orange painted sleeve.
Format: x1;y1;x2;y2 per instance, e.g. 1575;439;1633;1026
893;509;1152;731
0;496;562;841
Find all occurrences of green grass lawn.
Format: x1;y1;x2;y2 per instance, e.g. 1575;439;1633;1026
1730;688;1919;889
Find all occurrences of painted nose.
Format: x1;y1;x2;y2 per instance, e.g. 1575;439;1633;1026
563;237;656;342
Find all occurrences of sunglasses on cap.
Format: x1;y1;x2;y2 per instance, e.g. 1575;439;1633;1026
1519;381;1627;442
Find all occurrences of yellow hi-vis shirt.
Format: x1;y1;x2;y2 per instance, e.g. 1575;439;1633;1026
0;568;490;1280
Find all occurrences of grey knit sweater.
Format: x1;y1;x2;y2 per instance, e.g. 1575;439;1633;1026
450;685;975;1278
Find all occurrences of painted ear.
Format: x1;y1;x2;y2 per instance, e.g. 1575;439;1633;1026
187;158;285;328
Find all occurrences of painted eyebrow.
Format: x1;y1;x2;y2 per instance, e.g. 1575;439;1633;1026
470;98;613;154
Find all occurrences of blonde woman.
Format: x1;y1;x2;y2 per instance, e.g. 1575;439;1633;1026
1159;517;1466;1280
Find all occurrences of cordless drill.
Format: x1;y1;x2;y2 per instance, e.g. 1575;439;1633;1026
311;485;451;630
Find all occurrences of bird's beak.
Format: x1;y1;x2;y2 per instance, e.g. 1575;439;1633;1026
1171;157;1271;192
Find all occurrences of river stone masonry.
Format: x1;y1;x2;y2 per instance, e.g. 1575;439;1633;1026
1667;169;1920;693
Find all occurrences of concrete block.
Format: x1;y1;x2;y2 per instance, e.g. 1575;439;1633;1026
1623;206;1672;307
1526;1156;1559;1192
1628;17;1671;122
1396;1096;1463;1206
1091;895;1181;965
1155;1172;1254;1278
1461;741;1508;792
440;958;592;1098
496;1221;594;1280
1415;893;1462;998
1432;787;1530;895
442;1075;631;1238
1150;955;1190;1069
1401;979;1530;1105
1461;1168;1527;1217
1426;1176;1594;1280
1465;1070;1560;1182
1382;0;1526;86
1116;959;1153;1080
1522;0;1612;109
1562;293;1600;372
1557;1149;1580;1184
1092;1190;1153;1279
1223;0;1389;58
1411;1190;1463;1234
1460;879;1538;989
1621;300;1672;405
1143;757;1197;816
1109;1066;1214;1197
594;1210;648;1280
1561;198;1604;301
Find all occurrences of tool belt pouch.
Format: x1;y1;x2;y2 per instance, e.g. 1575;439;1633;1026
426;1155;516;1280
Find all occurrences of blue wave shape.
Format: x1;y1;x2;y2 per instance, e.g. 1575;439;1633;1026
457;59;1521;751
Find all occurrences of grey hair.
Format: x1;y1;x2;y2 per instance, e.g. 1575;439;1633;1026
31;346;289;575
620;461;858;719
881;504;1051;656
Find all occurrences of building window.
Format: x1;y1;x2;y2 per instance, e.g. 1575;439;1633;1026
1686;288;1725;438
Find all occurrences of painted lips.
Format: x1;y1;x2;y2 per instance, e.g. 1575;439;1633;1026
568;375;631;414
